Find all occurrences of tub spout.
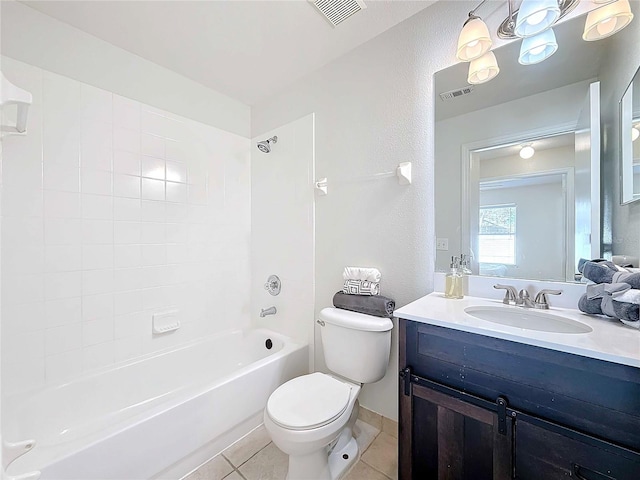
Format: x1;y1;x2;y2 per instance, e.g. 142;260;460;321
260;306;277;317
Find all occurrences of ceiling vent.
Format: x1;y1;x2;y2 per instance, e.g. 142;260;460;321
439;86;474;101
310;0;367;27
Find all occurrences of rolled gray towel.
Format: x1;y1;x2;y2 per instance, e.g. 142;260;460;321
578;293;639;327
332;291;395;318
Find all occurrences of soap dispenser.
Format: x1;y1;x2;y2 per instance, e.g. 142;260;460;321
445;256;464;299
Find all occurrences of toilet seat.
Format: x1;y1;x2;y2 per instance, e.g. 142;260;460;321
266;373;353;431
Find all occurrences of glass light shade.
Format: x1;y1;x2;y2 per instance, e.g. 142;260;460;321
632;126;640;142
583;0;634;41
467;51;500;85
515;0;561;37
456;17;492;61
519;28;558;65
520;145;535;159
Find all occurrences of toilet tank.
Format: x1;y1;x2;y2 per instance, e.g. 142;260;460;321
318;307;393;384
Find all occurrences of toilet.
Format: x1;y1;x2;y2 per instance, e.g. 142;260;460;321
264;307;393;480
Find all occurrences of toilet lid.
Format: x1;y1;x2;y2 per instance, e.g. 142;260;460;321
267;373;352;430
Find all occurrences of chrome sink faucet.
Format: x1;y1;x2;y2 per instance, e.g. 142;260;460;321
494;284;518;305
518;289;535;308
533;289;562;309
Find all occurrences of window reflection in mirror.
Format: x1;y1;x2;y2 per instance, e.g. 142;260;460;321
620;67;640;205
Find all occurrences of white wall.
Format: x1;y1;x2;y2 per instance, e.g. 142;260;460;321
251;114;315;365
251;0;481;420
0;1;250;137
480;181;566;281
435;80;591;273
0;57;251;395
599;13;640;258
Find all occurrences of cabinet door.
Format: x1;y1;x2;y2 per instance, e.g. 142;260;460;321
515;417;640;480
401;383;512;480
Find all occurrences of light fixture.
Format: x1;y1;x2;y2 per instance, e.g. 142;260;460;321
514;0;561;37
632;125;640;142
520;145;535;159
456;16;492;61
519;28;558;65
467;51;500;85
583;0;634;41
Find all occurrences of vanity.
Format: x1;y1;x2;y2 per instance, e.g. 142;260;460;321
395;292;640;480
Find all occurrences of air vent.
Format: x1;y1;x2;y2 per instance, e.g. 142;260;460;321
310;0;367;27
439;86;474;101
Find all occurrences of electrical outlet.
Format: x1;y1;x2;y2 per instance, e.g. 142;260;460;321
436;238;449;251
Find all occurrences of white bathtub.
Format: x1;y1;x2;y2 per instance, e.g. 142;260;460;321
3;329;308;480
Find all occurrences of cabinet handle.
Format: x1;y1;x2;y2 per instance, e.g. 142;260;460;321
572;463;615;480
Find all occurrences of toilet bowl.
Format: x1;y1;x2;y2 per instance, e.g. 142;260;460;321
264;372;361;480
264;308;393;480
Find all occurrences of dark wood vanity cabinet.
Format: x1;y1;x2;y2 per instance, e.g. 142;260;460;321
398;319;640;480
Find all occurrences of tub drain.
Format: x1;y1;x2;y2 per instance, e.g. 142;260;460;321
343;454;349;460
265;339;273;349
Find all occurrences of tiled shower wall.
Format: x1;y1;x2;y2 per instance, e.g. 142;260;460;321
1;57;251;395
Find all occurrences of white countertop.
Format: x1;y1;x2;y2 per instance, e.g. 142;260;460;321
394;293;640;369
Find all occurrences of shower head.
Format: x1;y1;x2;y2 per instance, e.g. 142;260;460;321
257;135;278;153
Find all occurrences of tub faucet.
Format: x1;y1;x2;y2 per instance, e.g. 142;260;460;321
260;306;277;317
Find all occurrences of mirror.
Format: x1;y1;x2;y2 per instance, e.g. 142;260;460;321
435;8;640;283
620;67;640;205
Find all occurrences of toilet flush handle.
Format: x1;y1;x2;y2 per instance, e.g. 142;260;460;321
316;319;325;326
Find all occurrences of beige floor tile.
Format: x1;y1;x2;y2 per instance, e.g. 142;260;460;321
361;432;398;480
382;417;398;439
184;455;234;480
223;472;244;480
353;419;379;454
223;425;273;467
358;407;382;430
344;460;389;480
238;443;288;480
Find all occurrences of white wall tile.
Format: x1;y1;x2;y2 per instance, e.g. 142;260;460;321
114;222;141;245
45;297;82;328
141;156;165;180
114;336;142;362
81;170;112;196
44;191;81;219
45;245;82;272
82;342;114;371
114;127;140;154
142;178;165;201
82;293;114;322
113;150;141;176
81;84;112;123
46;349;82;383
82;318;114;346
45;271;82;300
166;182;187;203
114;290;143;316
45;218;82;245
2;60;251;392
113;174;141;198
45;324;82;356
113;95;140;131
82;245;114;270
141;134;164;159
44;164;80;192
114;197;141;221
166;161;187;183
82;219;113;245
81;194;113;220
82;269;114;296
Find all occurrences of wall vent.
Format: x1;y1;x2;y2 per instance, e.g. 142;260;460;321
310;0;367;27
439;86;474;101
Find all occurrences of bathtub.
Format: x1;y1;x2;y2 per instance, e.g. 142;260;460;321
3;329;308;480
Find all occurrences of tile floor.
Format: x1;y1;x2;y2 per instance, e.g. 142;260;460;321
183;419;398;480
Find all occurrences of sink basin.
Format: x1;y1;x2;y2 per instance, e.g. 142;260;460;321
464;306;593;334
